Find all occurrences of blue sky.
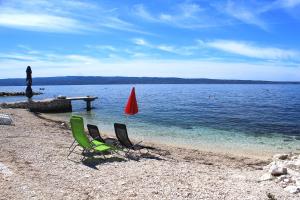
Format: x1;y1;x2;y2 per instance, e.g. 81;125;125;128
0;0;300;81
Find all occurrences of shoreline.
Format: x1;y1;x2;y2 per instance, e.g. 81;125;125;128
1;108;299;199
41;112;299;160
2;108;273;162
3;108;276;165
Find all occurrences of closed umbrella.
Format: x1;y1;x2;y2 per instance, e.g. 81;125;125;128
124;87;138;115
25;66;33;99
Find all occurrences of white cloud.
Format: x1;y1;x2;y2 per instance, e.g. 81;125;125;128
133;38;149;46
86;45;117;52
133;3;225;29
157;45;176;53
274;0;300;8
1;40;299;81
131;38;300;61
132;38;198;56
221;1;267;30
0;53;299;81
133;4;156;22
0;0;95;33
99;16;152;35
206;40;300;60
260;0;300;20
217;0;300;30
0;53;38;61
159;14;172;21
0;0;147;34
0;50;99;64
0;11;88;33
64;55;99;64
133;1;300;31
85;43;158;59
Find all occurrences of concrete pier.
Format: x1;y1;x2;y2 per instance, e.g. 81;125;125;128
65;96;98;111
0;96;98;113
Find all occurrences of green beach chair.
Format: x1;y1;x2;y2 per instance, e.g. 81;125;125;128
67;115;112;160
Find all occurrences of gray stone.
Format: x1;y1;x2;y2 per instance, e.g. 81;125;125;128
296;179;300;187
270;166;287;176
283;178;290;183
0;114;13;125
284;185;300;194
273;154;289;160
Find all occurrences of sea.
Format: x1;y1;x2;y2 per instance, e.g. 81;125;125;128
1;84;300;155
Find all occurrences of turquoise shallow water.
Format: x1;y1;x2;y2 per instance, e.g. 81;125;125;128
1;84;300;155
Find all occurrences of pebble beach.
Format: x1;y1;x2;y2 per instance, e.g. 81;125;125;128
0;108;299;199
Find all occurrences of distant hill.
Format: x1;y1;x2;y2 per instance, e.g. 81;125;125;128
0;76;299;86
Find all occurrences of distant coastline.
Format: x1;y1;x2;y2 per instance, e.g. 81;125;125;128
0;76;299;86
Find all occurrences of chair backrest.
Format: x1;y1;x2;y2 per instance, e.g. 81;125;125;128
87;124;105;143
114;123;134;149
70;116;92;149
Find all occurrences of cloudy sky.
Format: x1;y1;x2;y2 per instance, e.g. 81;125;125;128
0;0;300;81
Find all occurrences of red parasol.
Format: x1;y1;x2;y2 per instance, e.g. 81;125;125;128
124;87;138;115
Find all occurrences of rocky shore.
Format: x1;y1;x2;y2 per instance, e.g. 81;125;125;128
0;108;299;199
0;99;72;113
0;91;42;97
260;154;300;194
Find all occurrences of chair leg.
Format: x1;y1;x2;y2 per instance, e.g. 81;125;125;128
125;148;131;156
67;144;79;159
113;149;126;158
125;148;138;160
68;140;76;150
145;148;150;154
80;150;86;161
80;149;90;161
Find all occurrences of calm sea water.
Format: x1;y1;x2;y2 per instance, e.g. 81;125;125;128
1;84;300;154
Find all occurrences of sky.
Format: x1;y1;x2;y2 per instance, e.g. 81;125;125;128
0;0;300;81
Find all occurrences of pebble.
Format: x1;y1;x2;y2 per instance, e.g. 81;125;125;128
273;154;289;160
0;162;13;176
264;153;300;195
277;174;290;181
284;185;300;194
270;166;287;176
283;178;290;183
296;179;300;187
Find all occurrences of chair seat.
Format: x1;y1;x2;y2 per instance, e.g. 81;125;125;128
91;140;105;146
91;140;111;151
94;144;111;152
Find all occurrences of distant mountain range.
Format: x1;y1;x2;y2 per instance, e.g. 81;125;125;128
0;76;299;86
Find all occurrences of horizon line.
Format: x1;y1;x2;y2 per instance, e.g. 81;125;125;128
0;75;299;83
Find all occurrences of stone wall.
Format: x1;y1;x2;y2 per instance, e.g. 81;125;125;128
0;101;29;109
0;99;72;113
